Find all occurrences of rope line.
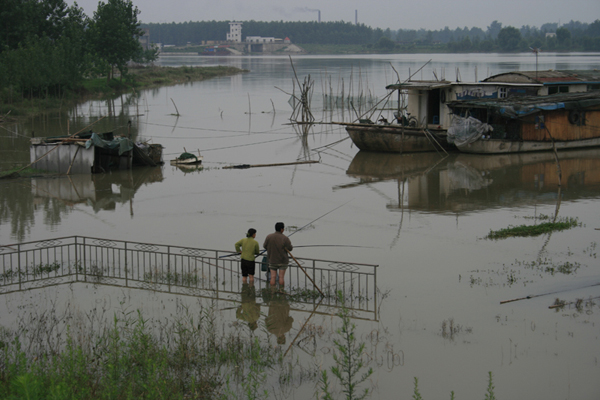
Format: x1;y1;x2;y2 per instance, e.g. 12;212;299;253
164;135;298;154
138;121;292;135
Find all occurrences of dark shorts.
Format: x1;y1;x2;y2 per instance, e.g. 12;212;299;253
241;259;256;277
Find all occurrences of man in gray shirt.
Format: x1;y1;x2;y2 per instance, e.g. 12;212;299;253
263;222;293;286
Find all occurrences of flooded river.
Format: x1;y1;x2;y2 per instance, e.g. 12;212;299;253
1;53;600;399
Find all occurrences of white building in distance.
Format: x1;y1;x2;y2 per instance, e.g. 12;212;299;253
227;22;242;42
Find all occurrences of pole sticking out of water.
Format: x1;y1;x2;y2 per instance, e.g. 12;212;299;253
500;282;600;304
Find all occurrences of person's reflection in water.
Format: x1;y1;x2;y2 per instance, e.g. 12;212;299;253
236;283;261;331
263;287;294;345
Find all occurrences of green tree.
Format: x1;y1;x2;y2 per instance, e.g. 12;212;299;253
486;20;503;39
556;27;572;48
497;26;522;51
90;0;144;82
586;20;600;37
0;0;89;98
375;36;396;51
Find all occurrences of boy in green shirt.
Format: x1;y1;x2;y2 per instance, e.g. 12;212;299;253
235;228;260;284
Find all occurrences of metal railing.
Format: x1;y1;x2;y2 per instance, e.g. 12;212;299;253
1;236;379;320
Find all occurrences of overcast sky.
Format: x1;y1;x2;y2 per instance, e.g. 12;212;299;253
67;0;600;31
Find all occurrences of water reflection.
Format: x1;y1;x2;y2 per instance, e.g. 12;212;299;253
0;168;163;241
342;148;600;214
263;287;294;345
33;168;163;213
236;283;261;331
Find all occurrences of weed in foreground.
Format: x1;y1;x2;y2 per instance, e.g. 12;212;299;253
411;371;496;399
0;300;283;399
319;291;373;400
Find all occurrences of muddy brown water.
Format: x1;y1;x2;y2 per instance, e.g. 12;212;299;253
1;53;600;399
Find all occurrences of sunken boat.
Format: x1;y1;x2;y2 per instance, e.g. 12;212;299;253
30;131;163;174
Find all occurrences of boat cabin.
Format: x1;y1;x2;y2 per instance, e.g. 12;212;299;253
384;70;600;132
445;91;600;153
385;80;541;130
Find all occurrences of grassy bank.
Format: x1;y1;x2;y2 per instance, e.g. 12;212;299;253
84;65;247;93
0;66;246;118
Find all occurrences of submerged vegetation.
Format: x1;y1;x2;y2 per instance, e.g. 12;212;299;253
485;216;580;240
469;242;598;289
0;285;502;399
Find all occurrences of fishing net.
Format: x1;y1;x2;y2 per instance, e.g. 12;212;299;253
447;115;493;147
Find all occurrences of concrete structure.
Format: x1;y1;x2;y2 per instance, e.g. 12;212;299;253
246;36;276;43
139;29;150;50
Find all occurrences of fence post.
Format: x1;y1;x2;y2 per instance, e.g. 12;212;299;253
83;237;87;282
17;243;22;291
167;246;171;292
124;241;128;286
74;236;78;281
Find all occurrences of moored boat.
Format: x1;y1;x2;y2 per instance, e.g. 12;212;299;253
446;91;600;154
343;76;545;154
343;122;451;153
343;69;600;154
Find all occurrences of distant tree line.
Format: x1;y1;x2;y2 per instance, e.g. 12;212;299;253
0;0;156;102
143;20;382;46
389;20;600;52
143;19;600;52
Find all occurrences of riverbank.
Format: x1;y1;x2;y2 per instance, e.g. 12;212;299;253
0;65;247;119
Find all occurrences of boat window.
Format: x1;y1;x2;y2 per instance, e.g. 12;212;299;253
548;85;569;94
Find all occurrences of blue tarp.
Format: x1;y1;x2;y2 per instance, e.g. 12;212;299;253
85;132;133;155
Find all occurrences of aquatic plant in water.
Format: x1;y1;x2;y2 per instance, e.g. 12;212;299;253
485;216;580;240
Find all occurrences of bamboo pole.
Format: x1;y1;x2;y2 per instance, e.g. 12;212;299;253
66;145;81;175
222;160;318;169
287;249;324;297
170;98;180;116
284;297;324;357
500;282;600;304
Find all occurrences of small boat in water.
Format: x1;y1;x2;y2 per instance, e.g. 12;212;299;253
446;91;600;154
170;151;203;166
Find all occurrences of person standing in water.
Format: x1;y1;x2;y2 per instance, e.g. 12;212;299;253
235;228;260;284
263;222;293;286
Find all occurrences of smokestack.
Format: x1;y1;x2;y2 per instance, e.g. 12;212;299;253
355;10;357;24
318;10;321;23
